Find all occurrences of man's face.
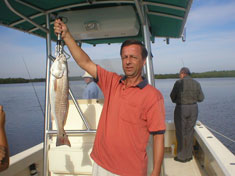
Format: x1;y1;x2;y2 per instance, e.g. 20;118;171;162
179;72;185;79
121;44;146;78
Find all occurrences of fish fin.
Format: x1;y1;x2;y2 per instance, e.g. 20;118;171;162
56;134;71;147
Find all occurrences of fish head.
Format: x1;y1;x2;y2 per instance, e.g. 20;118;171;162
59;54;67;63
51;58;64;78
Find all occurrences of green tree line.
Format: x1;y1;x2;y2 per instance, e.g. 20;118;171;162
1;70;235;84
155;70;235;79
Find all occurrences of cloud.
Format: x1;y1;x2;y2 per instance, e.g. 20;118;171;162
151;1;235;74
0;30;46;78
151;30;235;74
188;1;235;31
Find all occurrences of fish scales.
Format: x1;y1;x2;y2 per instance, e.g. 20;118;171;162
49;54;71;147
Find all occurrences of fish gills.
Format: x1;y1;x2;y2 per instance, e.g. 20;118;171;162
50;54;71;147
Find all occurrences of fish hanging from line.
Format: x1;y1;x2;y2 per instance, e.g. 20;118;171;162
49;53;71;147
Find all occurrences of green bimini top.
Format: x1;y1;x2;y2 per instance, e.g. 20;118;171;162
0;0;192;45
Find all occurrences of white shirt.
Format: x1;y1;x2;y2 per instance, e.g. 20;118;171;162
82;81;99;99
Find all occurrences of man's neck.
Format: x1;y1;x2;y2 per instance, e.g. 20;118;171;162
124;75;143;87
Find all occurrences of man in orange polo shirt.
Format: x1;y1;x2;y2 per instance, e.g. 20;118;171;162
54;19;166;176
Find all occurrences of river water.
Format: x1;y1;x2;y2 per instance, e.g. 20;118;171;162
0;78;234;156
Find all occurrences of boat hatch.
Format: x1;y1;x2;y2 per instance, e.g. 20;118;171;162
59;6;140;40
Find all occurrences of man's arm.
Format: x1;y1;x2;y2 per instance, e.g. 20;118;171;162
197;84;204;102
151;134;164;176
170;82;178;103
54;19;97;79
0;105;9;172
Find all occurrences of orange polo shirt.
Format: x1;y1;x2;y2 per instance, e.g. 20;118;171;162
91;65;165;176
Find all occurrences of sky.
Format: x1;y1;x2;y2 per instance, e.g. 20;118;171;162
0;0;235;78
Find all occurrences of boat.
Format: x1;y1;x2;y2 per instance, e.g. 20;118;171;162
0;0;234;175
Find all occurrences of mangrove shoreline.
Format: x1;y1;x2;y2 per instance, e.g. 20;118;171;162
1;70;235;84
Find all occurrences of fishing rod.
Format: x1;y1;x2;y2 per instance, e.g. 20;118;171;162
203;123;235;143
22;57;44;117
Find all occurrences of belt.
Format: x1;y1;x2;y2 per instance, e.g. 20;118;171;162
176;103;197;105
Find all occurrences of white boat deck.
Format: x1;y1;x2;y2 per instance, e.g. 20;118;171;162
164;152;207;176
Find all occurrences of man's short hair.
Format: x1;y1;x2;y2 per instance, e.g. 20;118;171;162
180;67;191;75
120;39;148;59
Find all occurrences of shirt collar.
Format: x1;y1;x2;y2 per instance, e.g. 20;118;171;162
120;76;148;89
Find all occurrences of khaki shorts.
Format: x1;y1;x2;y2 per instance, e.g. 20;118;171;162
92;162;120;176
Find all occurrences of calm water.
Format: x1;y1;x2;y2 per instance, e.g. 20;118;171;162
0;78;234;156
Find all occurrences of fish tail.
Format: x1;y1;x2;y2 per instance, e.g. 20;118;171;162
56;134;71;147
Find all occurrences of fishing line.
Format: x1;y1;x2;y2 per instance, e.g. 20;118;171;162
22;58;44;117
203;124;235;143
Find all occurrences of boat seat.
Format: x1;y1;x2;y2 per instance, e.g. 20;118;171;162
48;99;103;175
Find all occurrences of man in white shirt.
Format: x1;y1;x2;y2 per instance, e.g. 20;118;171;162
82;72;100;99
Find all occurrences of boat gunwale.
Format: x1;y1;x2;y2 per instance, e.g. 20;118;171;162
194;122;235;176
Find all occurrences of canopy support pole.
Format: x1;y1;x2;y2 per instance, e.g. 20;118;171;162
134;0;155;87
142;4;155;87
43;13;51;176
143;12;155;87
